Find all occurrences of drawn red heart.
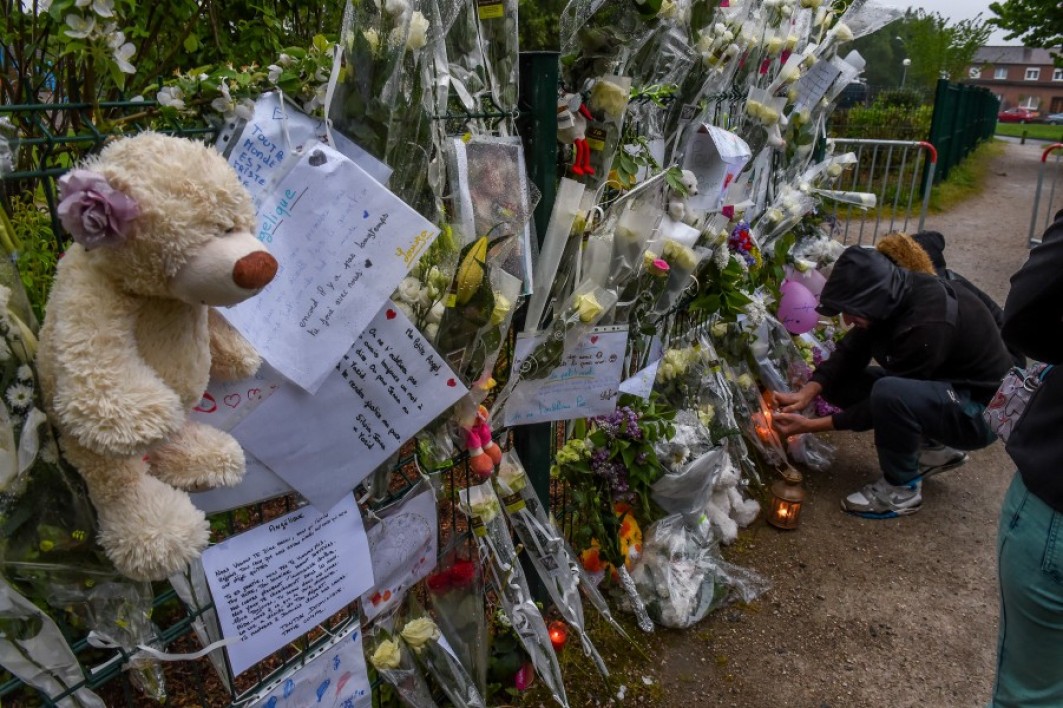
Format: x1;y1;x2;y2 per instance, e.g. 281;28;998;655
194;392;217;414
591;335;599;344
447;378;457;387
386;309;397;320
223;394;242;408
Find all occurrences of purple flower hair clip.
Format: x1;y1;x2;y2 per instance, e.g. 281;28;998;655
56;169;140;250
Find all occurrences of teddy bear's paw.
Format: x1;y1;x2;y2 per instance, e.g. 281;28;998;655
57;386;187;458
148;421;246;491
97;477;210;582
208;309;263;381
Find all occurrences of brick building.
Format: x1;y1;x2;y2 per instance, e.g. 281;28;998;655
966;46;1063;114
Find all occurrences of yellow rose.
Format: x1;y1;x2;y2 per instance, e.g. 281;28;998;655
737;373;755;390
371;639;402;670
574;292;603;323
589;79;629;121
491;294;512;326
401;618;441;652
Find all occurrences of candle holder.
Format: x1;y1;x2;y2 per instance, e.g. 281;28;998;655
768;471;805;530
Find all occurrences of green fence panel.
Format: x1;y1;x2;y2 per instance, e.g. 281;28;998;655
927;78;998;183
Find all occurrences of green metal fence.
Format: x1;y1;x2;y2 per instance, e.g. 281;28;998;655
926;78;998;183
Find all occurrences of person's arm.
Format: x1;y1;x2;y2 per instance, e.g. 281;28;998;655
1003;214;1063;364
809;328;874;391
773;412;834;437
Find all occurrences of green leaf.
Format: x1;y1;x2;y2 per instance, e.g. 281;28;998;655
183;34;199;53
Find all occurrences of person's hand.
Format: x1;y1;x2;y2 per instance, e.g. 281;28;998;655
773;381;823;413
772;412;817;437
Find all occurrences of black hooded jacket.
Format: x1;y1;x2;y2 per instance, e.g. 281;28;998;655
913;231;1025;367
811;247;1013;431
1001;210;1063;512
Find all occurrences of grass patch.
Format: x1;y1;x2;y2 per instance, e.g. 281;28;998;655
995;122;1063;142
926;139;1006;213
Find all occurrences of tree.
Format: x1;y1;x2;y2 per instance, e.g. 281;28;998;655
989;0;1063;63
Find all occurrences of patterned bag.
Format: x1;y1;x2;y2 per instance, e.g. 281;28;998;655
983;363;1054;443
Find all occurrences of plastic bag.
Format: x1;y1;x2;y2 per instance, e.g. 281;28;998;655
629;514;769;629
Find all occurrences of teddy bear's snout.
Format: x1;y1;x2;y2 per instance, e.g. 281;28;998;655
232;251;278;290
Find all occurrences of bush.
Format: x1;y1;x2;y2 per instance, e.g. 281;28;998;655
828;104;934;141
874;88;925;109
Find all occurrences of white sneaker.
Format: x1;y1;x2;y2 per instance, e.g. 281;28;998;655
918;444;968;480
841;478;923;519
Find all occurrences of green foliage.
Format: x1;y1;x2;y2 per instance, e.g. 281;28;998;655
3;195;59;323
989;0;1063;63
518;0;566;50
875;88;924;109
829;103;934;141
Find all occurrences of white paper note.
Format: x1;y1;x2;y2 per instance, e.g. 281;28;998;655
221;143;439;393
683;125;752;211
233;303;468;511
504;327;628;426
217;92;392;204
360;485;438;621
201;495;372;677
248;623;371;708
794;60;844;113
619;359;660;400
188;363;295;514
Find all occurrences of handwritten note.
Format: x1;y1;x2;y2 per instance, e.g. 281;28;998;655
221;143;440;393
201;495;371;677
217;92;392;205
233;303;469;511
249;624;371;708
188;362;294;514
793;59;844;113
504;326;628;426
360;485;438;621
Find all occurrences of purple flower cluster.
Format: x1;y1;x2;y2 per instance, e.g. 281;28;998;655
592;406;643;442
590;447;632;500
813;396;842;417
728;221;757;266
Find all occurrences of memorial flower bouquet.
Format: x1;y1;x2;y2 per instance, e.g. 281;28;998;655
458;482;568;707
400;615;487;708
425;551;489;697
368;632;438;708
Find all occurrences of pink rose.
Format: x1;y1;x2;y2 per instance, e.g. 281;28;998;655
57;169;139;250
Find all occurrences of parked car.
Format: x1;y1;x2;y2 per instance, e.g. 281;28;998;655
998;107;1040;123
1044;113;1063;125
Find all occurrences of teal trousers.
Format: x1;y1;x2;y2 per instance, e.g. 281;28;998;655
994;472;1063;706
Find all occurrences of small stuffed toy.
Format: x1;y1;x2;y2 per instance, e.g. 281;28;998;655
36;133;277;581
464;404;500;479
704;461;760;544
557;93;595;177
666;169;699;226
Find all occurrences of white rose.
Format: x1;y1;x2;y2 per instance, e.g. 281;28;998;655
370;640;402;670
384;0;408;17
427;301;445;325
400;618;440;652
397;277;422;304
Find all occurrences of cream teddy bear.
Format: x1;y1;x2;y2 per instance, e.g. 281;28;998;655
36;133;277;581
666;169;699;226
704;459;760;544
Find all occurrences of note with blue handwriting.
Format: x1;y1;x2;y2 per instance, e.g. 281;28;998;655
217;92;391;204
248;624;371;708
232;303;468;512
221;142;439;393
504;326;628;426
200;494;371;677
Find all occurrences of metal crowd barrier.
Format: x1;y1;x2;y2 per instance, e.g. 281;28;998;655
829;138;937;246
1028;143;1063;246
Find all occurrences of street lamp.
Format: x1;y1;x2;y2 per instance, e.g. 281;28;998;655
901;58;912;88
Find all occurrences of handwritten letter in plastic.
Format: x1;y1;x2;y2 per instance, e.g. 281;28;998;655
233;304;469;511
222;143;439;393
249;624;371;708
201;495;371;676
504;327;628;426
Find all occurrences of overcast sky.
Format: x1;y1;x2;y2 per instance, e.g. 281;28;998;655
908;0;1022;45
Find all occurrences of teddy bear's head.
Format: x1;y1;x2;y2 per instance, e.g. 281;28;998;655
57;132;277;306
677;169;698;196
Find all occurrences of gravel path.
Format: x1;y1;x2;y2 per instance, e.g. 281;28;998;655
655;140;1049;707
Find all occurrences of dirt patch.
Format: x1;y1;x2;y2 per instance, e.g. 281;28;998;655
648;141;1042;707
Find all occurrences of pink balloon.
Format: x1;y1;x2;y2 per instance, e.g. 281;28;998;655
784;265;827;298
778;280;819;334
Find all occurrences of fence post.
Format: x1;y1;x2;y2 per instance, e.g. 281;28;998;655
515;51;559;603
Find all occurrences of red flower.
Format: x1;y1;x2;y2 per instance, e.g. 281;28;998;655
426;571;451;593
449;560;478;589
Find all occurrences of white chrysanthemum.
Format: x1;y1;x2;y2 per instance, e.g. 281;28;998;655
713;243;731;270
6;383;33;411
17;364;33;381
406;11;429;51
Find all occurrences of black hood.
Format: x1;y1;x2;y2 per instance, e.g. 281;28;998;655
817;246;911;320
912;230;947;274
